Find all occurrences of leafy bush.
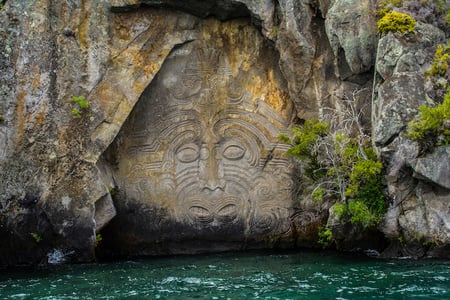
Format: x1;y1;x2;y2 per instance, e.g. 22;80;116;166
280;120;329;180
426;41;450;78
406;90;450;152
280;91;387;247
281;120;386;230
377;11;417;34
318;226;333;248
377;1;449;33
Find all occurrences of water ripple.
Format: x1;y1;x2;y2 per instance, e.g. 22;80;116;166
1;252;450;299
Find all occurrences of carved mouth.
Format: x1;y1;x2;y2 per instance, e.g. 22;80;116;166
184;195;241;223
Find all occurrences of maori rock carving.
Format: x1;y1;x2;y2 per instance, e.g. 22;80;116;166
107;20;296;244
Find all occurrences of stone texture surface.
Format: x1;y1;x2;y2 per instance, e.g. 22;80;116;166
325;0;378;76
0;0;449;266
373;21;450;257
413;146;450;190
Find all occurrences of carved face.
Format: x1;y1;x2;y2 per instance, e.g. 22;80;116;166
111;37;295;238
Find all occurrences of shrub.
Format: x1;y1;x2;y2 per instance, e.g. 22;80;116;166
377;11;417;34
280;91;387;246
318;226;333;248
406;90;450;152
426;41;450;78
281;121;386;230
280;119;329;180
347;200;379;228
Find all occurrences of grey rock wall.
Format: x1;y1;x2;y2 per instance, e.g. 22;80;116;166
373;21;449;258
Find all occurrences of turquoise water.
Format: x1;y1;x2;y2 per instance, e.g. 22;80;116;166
1;251;449;299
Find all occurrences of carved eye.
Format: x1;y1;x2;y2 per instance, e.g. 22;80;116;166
189;206;210;217
216;204;238;217
176;144;200;163
222;144;246;160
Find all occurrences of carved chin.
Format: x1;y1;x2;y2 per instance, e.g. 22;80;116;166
181;194;244;224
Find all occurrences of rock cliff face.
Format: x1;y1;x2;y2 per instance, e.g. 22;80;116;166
0;0;448;266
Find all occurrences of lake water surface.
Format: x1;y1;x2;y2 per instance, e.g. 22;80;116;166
1;251;449;299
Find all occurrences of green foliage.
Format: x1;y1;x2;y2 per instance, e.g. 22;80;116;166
318;226;333;248
398;235;405;246
30;232;42;243
96;233;103;246
312;187;324;202
334;200;382;229
281;120;386;230
446;10;450;25
0;4;4;10
347;200;379;228
426;41;450;78
273;25;279;37
71;96;90;118
109;186;119;197
281;120;329;180
406;91;450;152
284;120;329;160
377;0;403;18
333;203;348;219
0;115;4;124
377;11;417;34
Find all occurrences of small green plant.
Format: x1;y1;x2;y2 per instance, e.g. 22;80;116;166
406;90;450;152
377;11;417;34
30;232;42;243
0;4;4;10
0;115;4;124
426;41;450;78
318;226;333;248
273;25;279;37
312;187;324;202
71;96;90;118
109;186;119;197
95;233;102;246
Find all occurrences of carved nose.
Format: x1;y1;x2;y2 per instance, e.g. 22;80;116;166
202;178;226;191
199;143;225;191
